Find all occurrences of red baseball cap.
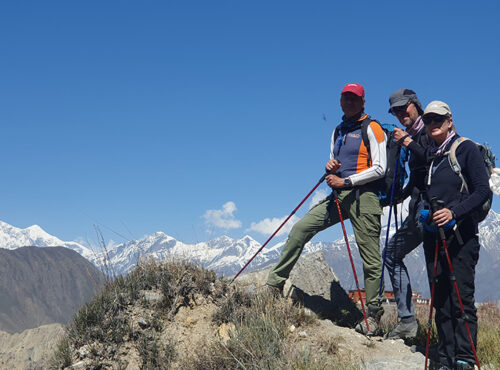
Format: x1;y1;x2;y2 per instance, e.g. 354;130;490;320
341;83;365;97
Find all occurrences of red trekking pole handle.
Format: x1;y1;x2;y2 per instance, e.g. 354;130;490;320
230;174;327;284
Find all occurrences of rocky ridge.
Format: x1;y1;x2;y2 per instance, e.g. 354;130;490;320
53;252;432;369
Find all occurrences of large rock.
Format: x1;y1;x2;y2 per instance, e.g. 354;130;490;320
236;251;362;326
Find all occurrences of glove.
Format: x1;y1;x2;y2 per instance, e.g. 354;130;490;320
419;209;456;233
419;209;437;232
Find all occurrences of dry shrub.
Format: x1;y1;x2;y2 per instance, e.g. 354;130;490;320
135;332;177;368
187;288;315;369
49;339;73;369
190;287;359;369
52;259;228;368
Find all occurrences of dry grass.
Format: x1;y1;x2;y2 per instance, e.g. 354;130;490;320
186;289;299;369
51;259;358;369
50;259;229;369
477;302;500;368
381;301;500;368
186;287;358;369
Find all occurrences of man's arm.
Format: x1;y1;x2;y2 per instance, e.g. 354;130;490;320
394;127;426;162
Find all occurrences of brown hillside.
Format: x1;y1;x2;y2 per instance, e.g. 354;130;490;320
0;246;106;333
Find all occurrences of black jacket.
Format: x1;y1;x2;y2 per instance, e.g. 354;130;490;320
403;128;432;200
424;135;490;228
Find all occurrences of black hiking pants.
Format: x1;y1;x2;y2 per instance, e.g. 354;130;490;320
423;223;479;369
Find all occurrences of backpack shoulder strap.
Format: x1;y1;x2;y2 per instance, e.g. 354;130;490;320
360;117;378;148
334;117;368;149
333;125;340;143
447;137;470;193
360;117;380;163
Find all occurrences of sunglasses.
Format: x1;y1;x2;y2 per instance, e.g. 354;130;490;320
423;115;449;125
390;103;410;116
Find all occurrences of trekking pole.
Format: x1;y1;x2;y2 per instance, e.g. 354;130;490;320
230;174;327;284
424;239;440;370
430;198;481;370
379;153;401;297
332;190;370;334
394;204;399;231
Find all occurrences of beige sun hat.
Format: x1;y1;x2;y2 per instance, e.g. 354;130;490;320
423;100;452;116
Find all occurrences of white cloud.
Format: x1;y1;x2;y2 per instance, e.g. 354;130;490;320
309;188;329;210
203;201;242;230
247;215;299;236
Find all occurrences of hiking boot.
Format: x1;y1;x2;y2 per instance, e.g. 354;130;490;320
355;315;380;336
263;283;283;298
288;285;305;304
355;304;384;336
456;360;475;369
385;318;419;339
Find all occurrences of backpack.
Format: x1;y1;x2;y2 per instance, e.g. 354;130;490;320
334;117;408;207
447;137;496;222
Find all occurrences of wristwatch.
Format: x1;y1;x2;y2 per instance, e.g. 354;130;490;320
344;178;352;187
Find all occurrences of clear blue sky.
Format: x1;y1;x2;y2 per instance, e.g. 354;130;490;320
1;1;499;247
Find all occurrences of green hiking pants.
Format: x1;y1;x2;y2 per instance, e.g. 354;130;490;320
266;188;383;306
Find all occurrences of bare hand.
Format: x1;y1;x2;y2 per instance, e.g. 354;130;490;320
326;159;341;174
326;174;345;188
433;208;453;227
393;128;412;146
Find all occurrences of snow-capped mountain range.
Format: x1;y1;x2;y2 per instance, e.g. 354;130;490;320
0;220;94;260
2;211;500;301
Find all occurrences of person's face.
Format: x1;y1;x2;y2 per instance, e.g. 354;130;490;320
391;102;420;128
423;114;453;144
340;92;365;118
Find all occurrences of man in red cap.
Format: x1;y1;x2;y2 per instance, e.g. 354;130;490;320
266;82;387;335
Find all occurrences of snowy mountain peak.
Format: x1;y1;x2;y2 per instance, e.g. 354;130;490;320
240;235;257;243
0;220;93;259
26;224;43;231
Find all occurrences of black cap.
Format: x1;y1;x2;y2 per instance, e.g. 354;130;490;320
388;88;422;113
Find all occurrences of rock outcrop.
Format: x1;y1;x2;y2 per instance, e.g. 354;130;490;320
236;251;428;369
236;251;362;325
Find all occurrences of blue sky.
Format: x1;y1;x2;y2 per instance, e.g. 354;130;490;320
1;1;499;247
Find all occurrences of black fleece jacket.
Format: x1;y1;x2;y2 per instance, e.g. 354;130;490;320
403;128;432;199
424;135;490;222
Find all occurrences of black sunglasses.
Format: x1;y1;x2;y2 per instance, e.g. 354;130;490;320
423;115;449;125
390;102;410;116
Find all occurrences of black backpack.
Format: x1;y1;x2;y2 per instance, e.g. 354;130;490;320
334;117;408;207
447;137;495;222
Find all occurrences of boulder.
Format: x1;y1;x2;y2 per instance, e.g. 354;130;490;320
236;251;362;326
